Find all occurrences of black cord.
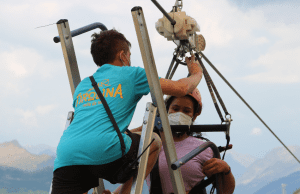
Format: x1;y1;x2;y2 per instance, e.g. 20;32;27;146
35;23;56;29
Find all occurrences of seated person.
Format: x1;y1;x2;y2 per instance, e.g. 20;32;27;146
103;88;235;194
144;88;235;194
51;29;203;194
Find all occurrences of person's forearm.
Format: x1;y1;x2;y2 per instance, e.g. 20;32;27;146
160;61;202;97
112;185;122;194
178;72;202;94
217;171;235;194
130;125;142;133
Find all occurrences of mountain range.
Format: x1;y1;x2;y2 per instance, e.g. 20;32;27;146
234;145;300;194
23;144;56;157
254;170;300;194
0;165;52;193
0;140;55;172
1;140;300;194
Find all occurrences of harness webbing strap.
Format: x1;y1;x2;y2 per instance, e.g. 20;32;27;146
198;58;229;116
196;56;225;122
89;76;127;158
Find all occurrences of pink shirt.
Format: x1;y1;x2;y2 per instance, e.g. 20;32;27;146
146;136;213;194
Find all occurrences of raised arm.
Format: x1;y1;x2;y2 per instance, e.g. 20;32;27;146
160;55;203;97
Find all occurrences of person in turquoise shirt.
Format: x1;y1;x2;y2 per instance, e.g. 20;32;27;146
51;29;203;194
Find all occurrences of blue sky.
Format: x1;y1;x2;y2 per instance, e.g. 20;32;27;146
0;0;299;161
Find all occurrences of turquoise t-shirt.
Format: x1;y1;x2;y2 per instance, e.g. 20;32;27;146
54;64;152;171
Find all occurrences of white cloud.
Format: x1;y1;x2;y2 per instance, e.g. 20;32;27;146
0;0;299;153
0;49;37;78
82;0;153;15
0;1;62;22
15;104;57;127
178;0;300;83
0;47;63;94
188;0;266;48
253;37;269;45
243;47;300;83
35;105;57;115
16;109;38;127
251;127;262;135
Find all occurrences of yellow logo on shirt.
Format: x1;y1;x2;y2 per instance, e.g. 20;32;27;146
76;79;123;107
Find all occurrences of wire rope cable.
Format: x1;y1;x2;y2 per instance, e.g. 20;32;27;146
197;50;300;164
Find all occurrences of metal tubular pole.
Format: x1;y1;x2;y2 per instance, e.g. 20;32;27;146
171;142;220;170
151;0;176;25
171;142;221;194
56;19;81;97
131;6;186;194
54;22;108;43
130;103;157;194
55;20;106;193
94;179;105;194
171;124;228;133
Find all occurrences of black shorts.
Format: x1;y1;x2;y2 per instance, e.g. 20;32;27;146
51;133;141;194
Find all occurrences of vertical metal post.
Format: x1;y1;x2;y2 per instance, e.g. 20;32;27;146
55;20;105;193
93;179;105;194
130;103;157;194
56;19;81;97
131;7;186;194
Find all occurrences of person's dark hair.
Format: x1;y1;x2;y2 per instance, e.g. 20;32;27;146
91;29;131;67
166;95;202;136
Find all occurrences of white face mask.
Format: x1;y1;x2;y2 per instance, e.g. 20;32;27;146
168;112;193;126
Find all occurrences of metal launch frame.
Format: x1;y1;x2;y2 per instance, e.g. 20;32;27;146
50;12;223;194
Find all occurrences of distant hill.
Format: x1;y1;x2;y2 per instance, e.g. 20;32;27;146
234;145;300;194
0;164;148;194
0;140;149;193
1;140;299;194
222;150;251;179
0;166;53;192
0;188;48;194
0;140;54;171
226;149;258;168
253;170;300;194
24;144;56;157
